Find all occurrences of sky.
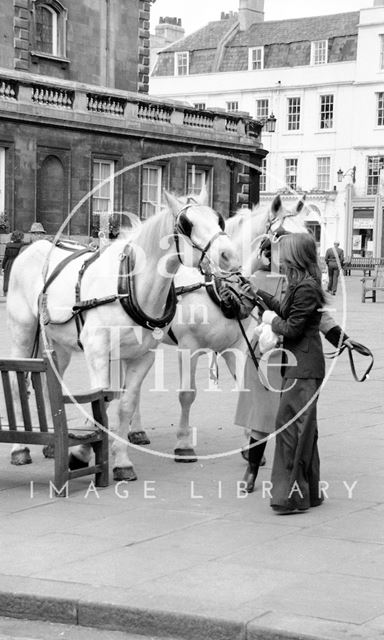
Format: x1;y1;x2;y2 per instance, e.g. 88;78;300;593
151;0;372;35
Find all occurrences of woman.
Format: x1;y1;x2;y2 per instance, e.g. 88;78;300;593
236;236;351;498
255;233;326;513
2;230;26;296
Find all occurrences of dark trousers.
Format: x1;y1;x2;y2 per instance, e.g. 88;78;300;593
270;378;324;510
327;264;340;293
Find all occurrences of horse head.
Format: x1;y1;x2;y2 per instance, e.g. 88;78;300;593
163;189;241;273
269;193;308;236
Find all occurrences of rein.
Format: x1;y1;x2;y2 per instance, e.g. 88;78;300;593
325;341;374;383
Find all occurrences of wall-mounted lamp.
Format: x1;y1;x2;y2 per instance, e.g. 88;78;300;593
337;166;356;183
259;113;277;133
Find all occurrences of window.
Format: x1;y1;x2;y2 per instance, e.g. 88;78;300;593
175;51;189;76
141;166;163;219
311;39;328;65
317;157;331;190
33;0;67;58
377;92;384;126
249;47;264;70
256;98;269;120
187;165;212;201
226;101;239;112
194;103;206;110
320;95;334;129
92;159;115;214
367;156;384;195
259;157;267;192
287;97;301;131
380;35;384;70
285;159;298;190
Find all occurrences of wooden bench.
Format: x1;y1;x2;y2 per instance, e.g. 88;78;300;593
344;257;384;276
361;266;384;302
0;352;110;495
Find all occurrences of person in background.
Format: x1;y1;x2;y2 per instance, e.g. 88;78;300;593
2;230;26;296
28;221;46;242
325;241;344;295
236;237;352;496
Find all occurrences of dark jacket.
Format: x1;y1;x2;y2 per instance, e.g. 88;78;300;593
2;241;25;294
257;277;325;380
325;246;344;267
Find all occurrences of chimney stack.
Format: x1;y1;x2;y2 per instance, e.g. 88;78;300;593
155;17;185;44
239;0;264;31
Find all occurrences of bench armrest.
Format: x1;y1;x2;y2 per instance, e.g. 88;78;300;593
63;389;117;405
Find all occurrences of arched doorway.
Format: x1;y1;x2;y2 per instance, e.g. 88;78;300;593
305;204;322;251
37;154;67;234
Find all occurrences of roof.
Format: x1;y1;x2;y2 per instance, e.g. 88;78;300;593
163;17;238;53
161;11;359;53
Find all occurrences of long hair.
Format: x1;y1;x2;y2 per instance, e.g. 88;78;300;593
279;233;324;301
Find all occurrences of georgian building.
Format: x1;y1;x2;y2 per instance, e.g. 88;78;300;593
0;0;265;247
151;0;384;258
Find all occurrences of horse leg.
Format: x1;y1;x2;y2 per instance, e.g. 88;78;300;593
128;388;151;446
112;352;156;481
175;351;198;462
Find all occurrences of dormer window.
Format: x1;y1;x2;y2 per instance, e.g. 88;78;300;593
175;51;189;76
33;0;67;58
311;40;328;65
248;47;264;70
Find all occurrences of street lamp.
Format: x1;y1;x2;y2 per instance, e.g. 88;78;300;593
337;166;356;183
259;113;277;133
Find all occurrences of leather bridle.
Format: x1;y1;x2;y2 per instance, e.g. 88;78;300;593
173;202;227;273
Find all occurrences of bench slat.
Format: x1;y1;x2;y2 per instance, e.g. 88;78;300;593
1;371;16;430
31;372;48;432
16;371;32;431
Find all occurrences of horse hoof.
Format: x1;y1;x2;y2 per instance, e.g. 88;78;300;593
113;467;137;482
42;443;55;459
128;431;151;445
11;448;32;466
69;453;89;471
174;448;197;463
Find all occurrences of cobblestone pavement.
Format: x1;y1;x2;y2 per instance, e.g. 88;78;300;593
0;276;383;640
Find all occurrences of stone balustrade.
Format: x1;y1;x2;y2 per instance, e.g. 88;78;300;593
0;70;261;142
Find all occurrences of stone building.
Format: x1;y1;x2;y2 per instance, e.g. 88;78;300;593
151;0;384;258
0;0;264;245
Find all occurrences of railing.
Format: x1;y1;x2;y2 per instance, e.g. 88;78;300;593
0;70;261;143
31;84;74;108
183;109;215;129
137;101;173;123
0;78;18;101
87;93;126;116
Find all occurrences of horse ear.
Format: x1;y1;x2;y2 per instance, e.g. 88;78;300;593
296;193;307;213
197;183;209;206
271;195;282;215
163;190;180;217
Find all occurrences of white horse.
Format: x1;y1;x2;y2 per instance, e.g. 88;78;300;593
129;194;308;460
6;190;241;481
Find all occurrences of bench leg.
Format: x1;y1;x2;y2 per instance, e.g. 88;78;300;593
373;291;376;303
94;433;109;487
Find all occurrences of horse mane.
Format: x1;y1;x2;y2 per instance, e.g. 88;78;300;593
123;207;174;255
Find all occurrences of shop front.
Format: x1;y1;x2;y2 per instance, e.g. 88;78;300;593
352;209;374;257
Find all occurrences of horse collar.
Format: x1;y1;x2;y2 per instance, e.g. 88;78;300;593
118;244;177;331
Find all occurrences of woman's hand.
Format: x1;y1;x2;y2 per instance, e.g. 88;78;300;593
262;310;278;325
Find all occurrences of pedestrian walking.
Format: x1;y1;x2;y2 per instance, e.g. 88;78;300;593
236;237;351;495
2;230;26;296
325;241;344;295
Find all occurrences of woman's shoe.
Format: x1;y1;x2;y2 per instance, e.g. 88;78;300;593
242;464;258;493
